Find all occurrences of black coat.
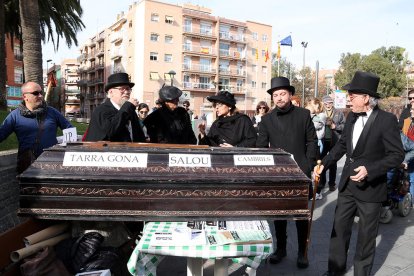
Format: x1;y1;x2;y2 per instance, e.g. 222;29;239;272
323;108;404;202
199;113;257;147
85;99;146;142
144;106;197;144
398;105;410;129
256;105;318;177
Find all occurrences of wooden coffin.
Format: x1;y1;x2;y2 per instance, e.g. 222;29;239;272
18;142;311;221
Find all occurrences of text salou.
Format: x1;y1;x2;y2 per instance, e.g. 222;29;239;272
169;154;212;167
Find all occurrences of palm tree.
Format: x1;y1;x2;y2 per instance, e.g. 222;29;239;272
0;0;84;109
19;0;43;85
0;0;6;109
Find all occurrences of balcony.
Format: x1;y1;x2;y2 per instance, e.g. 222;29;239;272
110;31;124;43
95;63;105;70
86;93;96;100
183;27;216;40
183;82;215;91
111;48;122;60
219;32;246;43
182;45;216;56
219;68;246;78
77;79;87;86
96;48;105;57
97;32;105;42
77;53;87;62
65;89;81;96
219;50;246;60
182;63;216;74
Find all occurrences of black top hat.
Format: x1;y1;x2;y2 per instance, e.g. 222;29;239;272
267;77;295;95
159;86;183;101
105;73;135;92
207;91;236;107
342;71;380;98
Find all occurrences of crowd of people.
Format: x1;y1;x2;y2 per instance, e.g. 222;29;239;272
1;70;413;276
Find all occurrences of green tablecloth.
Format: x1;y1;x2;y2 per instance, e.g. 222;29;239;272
127;221;273;276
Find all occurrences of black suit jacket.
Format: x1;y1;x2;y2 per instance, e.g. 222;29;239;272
256;106;318;177
85;99;146;142
323;108;404;202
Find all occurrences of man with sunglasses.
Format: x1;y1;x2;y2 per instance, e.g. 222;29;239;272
0;81;72;173
85;72;146;142
398;89;414;129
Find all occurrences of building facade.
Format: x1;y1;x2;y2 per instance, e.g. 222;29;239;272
77;0;272;119
4;37;24;108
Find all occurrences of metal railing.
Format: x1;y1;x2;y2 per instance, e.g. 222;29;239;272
182;64;216;73
182;45;216;55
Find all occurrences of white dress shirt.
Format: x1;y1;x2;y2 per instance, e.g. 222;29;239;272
352;109;372;149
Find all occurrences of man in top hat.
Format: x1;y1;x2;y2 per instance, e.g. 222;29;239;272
314;71;404;276
318;95;346;193
256;77;318;268
144;86;197;144
85;72;146;142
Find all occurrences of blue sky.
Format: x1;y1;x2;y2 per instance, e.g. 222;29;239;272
42;0;414;70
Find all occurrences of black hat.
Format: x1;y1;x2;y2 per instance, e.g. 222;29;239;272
267;77;295;95
342;71;380;98
159;86;183;101
105;72;135;92
207;91;236;107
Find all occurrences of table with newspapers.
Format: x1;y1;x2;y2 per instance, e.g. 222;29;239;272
127;221;273;276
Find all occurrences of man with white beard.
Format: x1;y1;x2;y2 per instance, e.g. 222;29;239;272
85;72;146;142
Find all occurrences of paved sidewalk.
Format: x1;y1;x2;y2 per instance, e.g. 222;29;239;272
155;157;414;275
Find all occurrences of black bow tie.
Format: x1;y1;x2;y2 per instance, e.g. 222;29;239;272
352;112;367;123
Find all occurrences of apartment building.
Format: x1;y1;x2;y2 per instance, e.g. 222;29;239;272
4;37;24;107
77;0;272;118
60;59;81;117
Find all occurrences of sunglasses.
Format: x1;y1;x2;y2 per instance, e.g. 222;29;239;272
258;107;266;110
409;97;414;100
25;91;43;96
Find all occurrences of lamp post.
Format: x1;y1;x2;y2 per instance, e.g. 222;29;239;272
168;70;176;86
301;42;308;107
325;74;333;96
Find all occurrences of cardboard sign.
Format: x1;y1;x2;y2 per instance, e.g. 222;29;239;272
62;127;78;143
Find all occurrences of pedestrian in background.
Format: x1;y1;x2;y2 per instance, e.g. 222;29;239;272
291;95;301;107
251;101;269;134
257;77;318;269
137;103;150;142
144;86;197;144
182;100;194;119
0;81;72;173
198;91;256;147
314;71;403;276
398;89;414;129
85;72;146;142
319;95;345;193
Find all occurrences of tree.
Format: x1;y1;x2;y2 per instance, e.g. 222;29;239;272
0;0;84;107
19;0;43;85
334;47;408;98
271;55;297;80
0;0;6;109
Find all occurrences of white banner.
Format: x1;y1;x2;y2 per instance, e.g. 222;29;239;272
233;155;275;166
63;152;148;168
169;154;211;167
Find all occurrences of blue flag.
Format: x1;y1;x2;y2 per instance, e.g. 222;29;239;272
280;35;292;47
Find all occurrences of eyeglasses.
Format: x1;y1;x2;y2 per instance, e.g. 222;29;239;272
25;91;43;96
113;86;131;92
409;97;414;100
348;94;367;101
213;102;225;108
258;107;266;110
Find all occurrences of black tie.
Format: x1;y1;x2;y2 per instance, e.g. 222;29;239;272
352;112;367;124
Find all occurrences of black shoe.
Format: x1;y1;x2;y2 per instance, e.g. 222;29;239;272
268;249;286;264
296;253;309;268
329;185;337;191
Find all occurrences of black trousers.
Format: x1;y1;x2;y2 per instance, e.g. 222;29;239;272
319;138;337;192
274;219;309;254
328;186;381;275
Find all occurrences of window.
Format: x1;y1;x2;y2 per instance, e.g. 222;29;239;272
14;67;23;83
200;58;211;72
151;13;159;22
252;32;258;41
183;75;191;88
252;48;257;57
199;76;210;89
252;65;257;72
251;81;256;88
150;72;159;80
164;54;172;63
183;56;191;70
150;52;158;61
164;73;172;81
262;50;266;57
262;34;268;42
184;18;192;32
165;15;174;24
165;35;173;43
200;22;212;35
236;79;243;92
262;82;267;89
262;66;267;74
150;33;159;42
